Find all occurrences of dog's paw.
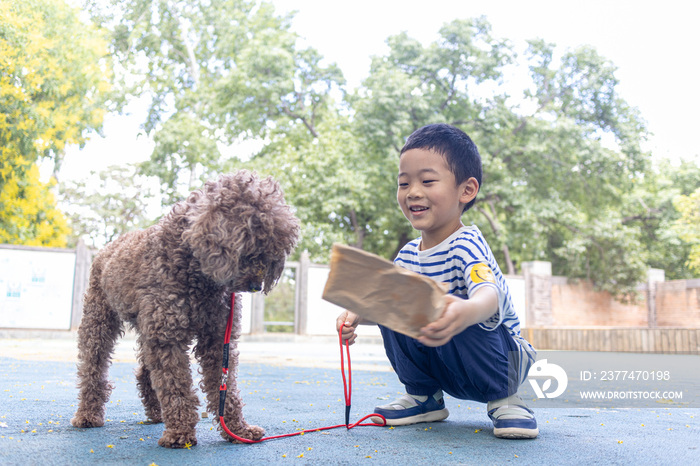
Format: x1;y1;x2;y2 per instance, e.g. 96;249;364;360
246;424;265;441
222;424;265;443
142;408;163;424
71;412;105;428
157;429;198;448
141;409;163;424
141;417;163;425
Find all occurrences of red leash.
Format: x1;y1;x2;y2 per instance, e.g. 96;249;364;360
218;293;386;443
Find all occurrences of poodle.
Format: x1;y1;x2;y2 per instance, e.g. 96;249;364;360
71;170;300;448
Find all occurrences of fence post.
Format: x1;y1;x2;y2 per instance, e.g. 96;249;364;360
522;261;553;327
646;268;664;328
250;293;265;334
295;251;310;335
71;240;93;331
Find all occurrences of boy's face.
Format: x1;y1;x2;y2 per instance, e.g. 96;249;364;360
397;148;477;250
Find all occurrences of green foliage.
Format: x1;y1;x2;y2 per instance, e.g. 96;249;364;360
672;186;700;274
0;0;112;246
89;0;344;203
244;111;400;263
59;164;157;247
0;161;70;247
350;18;668;295
0;0;112;166
141;111;220;205
622;157;700;280
263;269;296;333
76;4;698;298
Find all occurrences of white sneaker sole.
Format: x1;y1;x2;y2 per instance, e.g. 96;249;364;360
493;426;539;439
371;408;449;426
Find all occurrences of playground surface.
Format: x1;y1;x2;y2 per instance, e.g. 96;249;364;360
1;332;698;465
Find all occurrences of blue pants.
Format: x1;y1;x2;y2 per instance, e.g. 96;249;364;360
379;322;523;403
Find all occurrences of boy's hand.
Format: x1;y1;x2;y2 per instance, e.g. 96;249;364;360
336;310;362;346
417;288;498;347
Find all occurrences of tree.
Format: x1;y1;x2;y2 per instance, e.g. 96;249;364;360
0;0;112;171
59;164;158;248
671;160;700;275
67;6;695;295
331;18;652;296
0;162;70;246
492;39;650;295
345;18;530;260
623;157;700;280
243;16;664;295
245;111;380;262
673;189;700;274
87;0;344;206
668;158;700;275
0;0;112;246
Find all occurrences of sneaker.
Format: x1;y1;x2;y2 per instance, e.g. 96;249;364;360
371;390;449;426
487;395;538;439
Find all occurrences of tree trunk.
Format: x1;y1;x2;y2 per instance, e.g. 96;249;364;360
348;209;364;250
476;203;516;275
391;230;411;261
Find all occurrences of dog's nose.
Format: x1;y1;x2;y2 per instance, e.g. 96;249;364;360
248;282;262;293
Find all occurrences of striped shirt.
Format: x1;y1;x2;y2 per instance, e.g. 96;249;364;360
394;225;536;382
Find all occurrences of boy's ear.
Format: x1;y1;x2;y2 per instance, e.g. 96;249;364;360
459;177;479;204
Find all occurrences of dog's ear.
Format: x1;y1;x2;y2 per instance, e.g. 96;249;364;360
182;201;241;284
262;259;284;294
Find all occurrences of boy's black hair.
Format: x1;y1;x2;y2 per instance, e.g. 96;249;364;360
400;123;482;212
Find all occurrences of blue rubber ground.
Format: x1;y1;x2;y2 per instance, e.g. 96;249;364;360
1;337;698;465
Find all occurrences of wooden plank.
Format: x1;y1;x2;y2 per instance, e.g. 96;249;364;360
648;329;656;353
636;329;644;352
536;329;544;350
683;329;691;353
515;328;699;354
678;329;687;354
617;330;626;352
668;329;677;353
549;329;556;350
532;328;546;350
556;329;563;350
661;329;671;353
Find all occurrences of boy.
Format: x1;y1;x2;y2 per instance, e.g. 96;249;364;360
336;123;538;439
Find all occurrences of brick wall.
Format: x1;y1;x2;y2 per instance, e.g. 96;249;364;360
550;277;647;326
549;277;700;328
655;279;700;327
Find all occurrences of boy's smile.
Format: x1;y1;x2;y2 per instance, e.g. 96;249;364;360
397;148;478;250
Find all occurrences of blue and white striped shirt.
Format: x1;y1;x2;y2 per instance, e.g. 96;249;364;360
394;225;535;382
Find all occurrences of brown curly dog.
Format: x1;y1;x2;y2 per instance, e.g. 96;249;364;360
71;170;299;448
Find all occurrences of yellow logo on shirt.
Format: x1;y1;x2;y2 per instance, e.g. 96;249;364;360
470;263;496;284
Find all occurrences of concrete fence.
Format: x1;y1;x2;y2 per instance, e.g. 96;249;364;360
1;244;698;353
0;242;92;331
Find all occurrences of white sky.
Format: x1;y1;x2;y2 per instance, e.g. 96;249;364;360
57;0;699;184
